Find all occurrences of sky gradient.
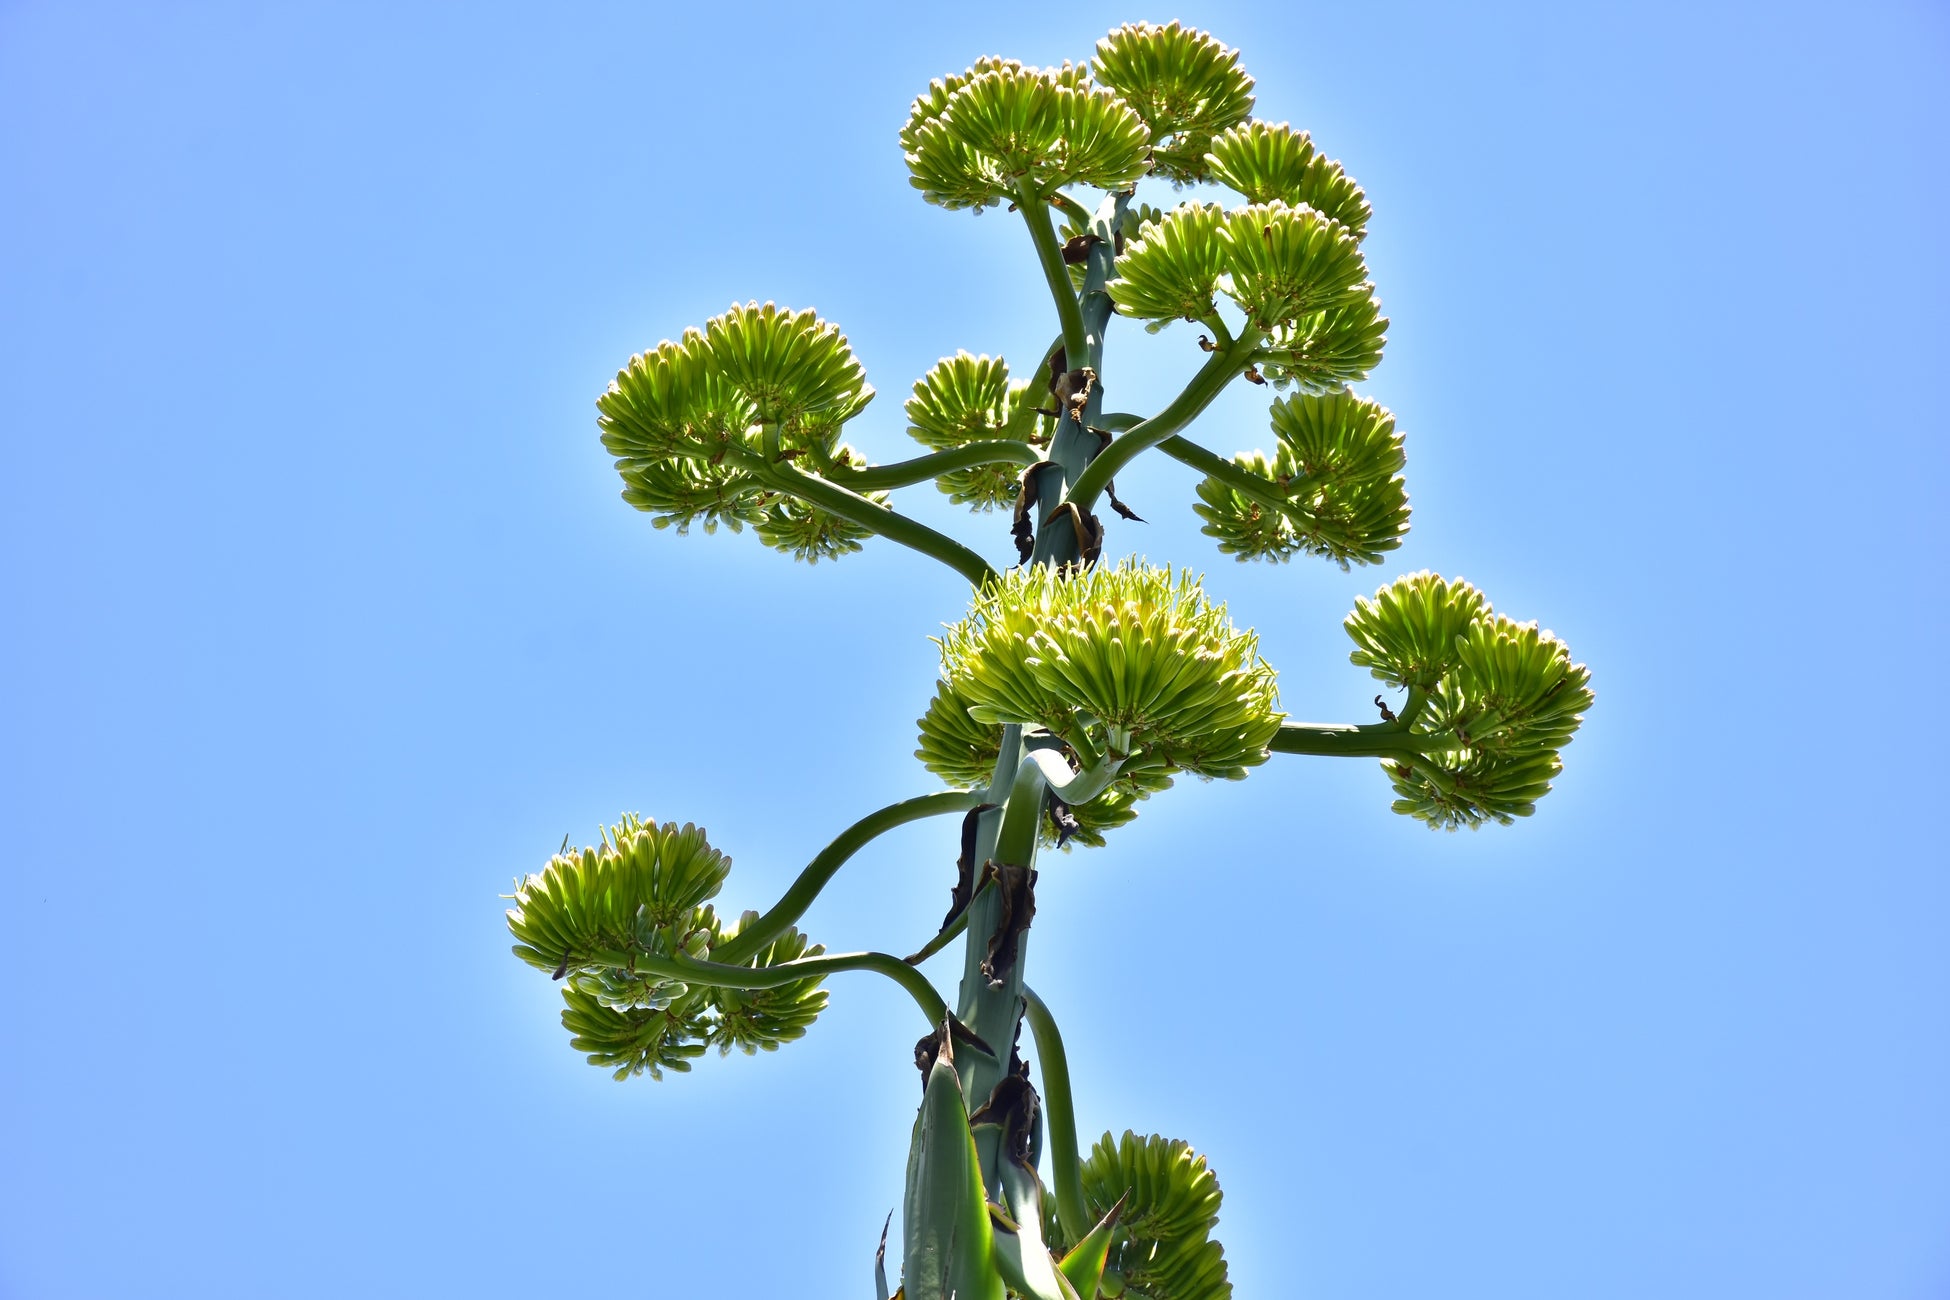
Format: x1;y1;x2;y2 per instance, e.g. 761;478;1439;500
3;2;1947;1297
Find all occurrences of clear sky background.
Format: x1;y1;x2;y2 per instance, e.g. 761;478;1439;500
3;2;1946;1297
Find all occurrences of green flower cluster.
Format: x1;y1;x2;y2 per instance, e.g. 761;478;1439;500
1347;573;1595;828
1195;388;1411;568
597;302;886;561
1045;1131;1231;1300
506;817;829;1078
935;559;1283;788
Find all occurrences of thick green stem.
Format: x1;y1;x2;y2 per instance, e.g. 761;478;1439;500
995;757;1051;866
1017;181;1089;364
714;790;986;966
1021;986;1086;1244
826;441;1041;493
954;753;1044;1127
583;948;948;1027
1067;335;1259;516
1156;434;1292;514
1032;190;1130;565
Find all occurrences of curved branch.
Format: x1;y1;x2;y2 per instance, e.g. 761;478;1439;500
713;790;988;966
1022;986;1086;1244
994;755;1051;867
727;446;999;589
1268;720;1460;759
1047;190;1093;228
1016;180;1089;364
1156;434;1291;513
584;947;949;1027
824;441;1041;493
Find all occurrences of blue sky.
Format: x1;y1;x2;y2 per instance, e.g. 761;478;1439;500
2;2;1945;1297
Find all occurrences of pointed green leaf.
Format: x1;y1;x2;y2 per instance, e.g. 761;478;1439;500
1054;1192;1125;1300
904;1045;1004;1300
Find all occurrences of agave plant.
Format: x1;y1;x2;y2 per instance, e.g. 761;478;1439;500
504;21;1591;1298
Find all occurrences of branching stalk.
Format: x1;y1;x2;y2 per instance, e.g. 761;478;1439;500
1269;719;1462;759
1067;334;1260;515
725;446;999;589
826;441;1042;493
582;947;949;1027
714;790;987;966
1156;434;1292;512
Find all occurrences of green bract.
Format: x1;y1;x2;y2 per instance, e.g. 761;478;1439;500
507;815;730;977
937;559;1282;781
1206;120;1372;237
1092;21;1256;184
1194;389;1410;567
905;65;1151;210
1052;1131;1230;1300
1048;756;1177;849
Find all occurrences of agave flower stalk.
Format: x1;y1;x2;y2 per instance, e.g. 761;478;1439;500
502;21;1593;1298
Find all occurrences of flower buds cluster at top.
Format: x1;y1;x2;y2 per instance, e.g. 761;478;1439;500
597;302;886;561
506;817;828;1078
1345;573;1595;828
901;23;1261;208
